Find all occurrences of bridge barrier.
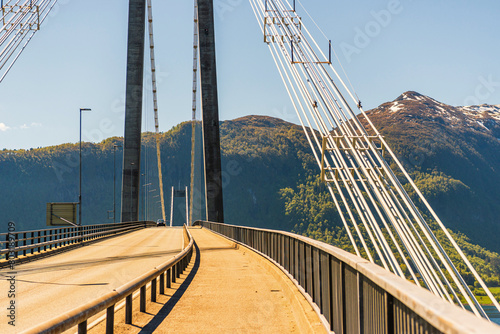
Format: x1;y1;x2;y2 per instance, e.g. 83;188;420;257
0;221;156;267
196;221;500;334
21;224;194;334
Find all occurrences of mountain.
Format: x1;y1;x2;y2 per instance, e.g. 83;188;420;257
2;99;500;290
0;116;314;234
277;91;500;290
1;96;499;254
365;91;500;252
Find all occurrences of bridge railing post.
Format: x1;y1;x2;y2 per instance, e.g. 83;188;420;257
125;294;132;324
312;247;321;307
386;293;394;334
299;241;306;288
5;234;9;261
140;285;146;312
77;320;87;334
159;273;165;295
292;237;297;277
320;251;331;329
343;264;359;333
106;305;115;333
49;229;53;250
305;243;312;296
358;272;364;332
14;233;18;258
23;232;26;256
151;278;157;302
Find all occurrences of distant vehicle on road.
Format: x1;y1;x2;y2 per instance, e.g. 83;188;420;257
156;219;166;226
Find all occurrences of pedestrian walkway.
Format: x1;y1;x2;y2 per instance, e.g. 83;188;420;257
89;227;326;333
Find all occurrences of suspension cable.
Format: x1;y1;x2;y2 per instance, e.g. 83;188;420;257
189;0;198;226
146;0;166;223
0;0;58;83
249;0;497;318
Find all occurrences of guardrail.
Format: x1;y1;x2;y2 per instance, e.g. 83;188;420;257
0;221;156;266
22;224;194;334
196;221;500;334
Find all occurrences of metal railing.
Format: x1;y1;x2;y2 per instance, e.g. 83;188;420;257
22;224;194;334
196;221;500;334
0;221;156;266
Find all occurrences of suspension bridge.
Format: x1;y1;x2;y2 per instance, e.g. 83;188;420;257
1;0;499;333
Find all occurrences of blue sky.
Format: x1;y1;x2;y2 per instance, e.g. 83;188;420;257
0;0;499;149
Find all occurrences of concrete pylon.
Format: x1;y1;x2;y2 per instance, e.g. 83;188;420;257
198;0;224;223
121;0;146;223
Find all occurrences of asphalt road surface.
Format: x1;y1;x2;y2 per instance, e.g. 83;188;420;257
0;227;182;333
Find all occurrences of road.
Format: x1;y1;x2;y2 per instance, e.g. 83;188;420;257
0;227;182;333
90;227;326;333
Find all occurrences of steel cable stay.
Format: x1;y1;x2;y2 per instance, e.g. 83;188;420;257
248;1;365;257
249;0;498;319
146;0;167;223
0;0;58;83
295;0;361;103
270;0;434;288
252;0;375;263
314;0;486;316
260;0;387;269
267;34;368;260
298;59;408;277
262;0;484;316
189;0;198;225
267;23;377;265
1;0;34;33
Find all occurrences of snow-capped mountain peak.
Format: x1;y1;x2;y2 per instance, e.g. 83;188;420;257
370;91;500;135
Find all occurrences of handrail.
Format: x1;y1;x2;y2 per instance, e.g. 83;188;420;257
0;223;148;255
0;221;155;238
22;224;194;334
0;221;155;264
196;221;500;334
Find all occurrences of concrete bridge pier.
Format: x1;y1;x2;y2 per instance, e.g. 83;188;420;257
121;0;146;222
198;0;224;223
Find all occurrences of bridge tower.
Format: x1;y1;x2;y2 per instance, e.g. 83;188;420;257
198;0;224;223
121;0;146;222
120;0;224;223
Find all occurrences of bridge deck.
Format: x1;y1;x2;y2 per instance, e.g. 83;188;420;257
90;227;326;333
0;227;182;333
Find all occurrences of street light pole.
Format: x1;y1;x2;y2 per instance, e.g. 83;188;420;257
143;182;152;221
79;108;91;226
129;162;135;221
113;145;122;223
148;188;157;221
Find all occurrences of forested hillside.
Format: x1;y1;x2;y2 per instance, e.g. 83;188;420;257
2;93;500;296
368;91;500;252
0;116;313;233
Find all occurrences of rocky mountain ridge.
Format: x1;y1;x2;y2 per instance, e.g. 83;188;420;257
365;91;500;252
374;91;500;136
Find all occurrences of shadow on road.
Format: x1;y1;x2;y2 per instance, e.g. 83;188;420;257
138;242;201;333
0;250;181;275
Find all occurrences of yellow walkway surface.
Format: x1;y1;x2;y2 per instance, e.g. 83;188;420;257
90;227;326;333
